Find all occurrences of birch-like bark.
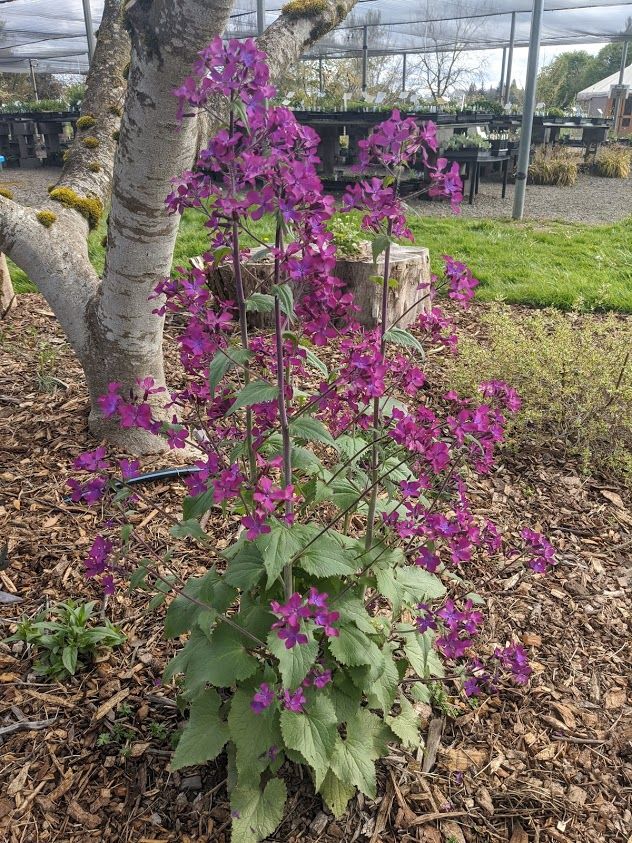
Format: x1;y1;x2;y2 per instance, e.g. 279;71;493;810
0;0;358;453
0;253;15;318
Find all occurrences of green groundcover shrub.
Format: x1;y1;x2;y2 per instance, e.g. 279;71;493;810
448;306;632;483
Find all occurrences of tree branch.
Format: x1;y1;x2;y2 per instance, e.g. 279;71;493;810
54;0;130;220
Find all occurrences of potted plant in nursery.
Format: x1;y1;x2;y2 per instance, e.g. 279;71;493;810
443;133;492;160
70;39;555;843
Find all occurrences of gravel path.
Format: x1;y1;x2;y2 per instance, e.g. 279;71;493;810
413;172;632;224
1;167;629;225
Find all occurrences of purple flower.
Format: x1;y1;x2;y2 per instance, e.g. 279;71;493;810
251;682;275;713
97;383;122;418
312;669;332;689
74;447;109;472
494;643;532;685
119;458;140;481
282;687;306;713
521;528;556;573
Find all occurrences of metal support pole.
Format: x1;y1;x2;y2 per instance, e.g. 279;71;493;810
499;47;507;100
82;0;96;64
319;55;324;93
504;12;516;105
29;59;39;101
402;53;408;91
512;0;545;220
256;0;265;36
614;39;629;135
362;25;369;92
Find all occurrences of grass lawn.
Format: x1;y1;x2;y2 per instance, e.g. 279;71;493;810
11;209;632;313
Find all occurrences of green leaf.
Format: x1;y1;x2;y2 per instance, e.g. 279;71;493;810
182;487;215;521
208;347;251;395
336;595;376;635
289;416;337;449
245;292;275;313
329;676;362;723
231;778;287;843
386;695;421;749
403;630;445;679
280;694;338;789
268;630;318;690
318;769;356;818
164;625;258;694
329;625;384;670
296;533;357;579
256;522;303;589
383;327;425;354
224;541;266;590
61;645;78;675
170;519;208;542
396;566;446;603
303;348;329;377
367;644;399;713
229;687;282;785
329;709;389;799
272;283;295;321
228;380;278;414
164;570;219;639
170;689;229;770
375;566;403;614
371;233;391;264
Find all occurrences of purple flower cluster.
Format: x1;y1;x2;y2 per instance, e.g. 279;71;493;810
270;589;339;649
520;528;557;573
84;535;115;595
251;664;333;715
443;255;479;306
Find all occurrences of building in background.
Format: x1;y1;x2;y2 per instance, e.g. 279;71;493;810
577;63;632;135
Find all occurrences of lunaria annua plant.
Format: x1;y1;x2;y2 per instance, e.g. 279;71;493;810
69;38;556;843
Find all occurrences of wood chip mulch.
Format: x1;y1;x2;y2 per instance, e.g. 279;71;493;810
0;295;630;843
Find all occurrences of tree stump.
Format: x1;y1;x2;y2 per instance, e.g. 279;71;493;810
206;243;431;330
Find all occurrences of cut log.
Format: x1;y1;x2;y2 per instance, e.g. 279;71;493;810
206;243;431;330
335;244;431;329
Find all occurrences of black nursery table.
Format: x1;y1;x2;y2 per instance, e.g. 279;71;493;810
442;149;511;205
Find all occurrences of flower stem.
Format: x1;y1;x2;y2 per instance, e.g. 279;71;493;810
365;221;393;551
273;224;293;599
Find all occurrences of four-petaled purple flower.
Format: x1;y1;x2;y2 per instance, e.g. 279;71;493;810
251;682;275;713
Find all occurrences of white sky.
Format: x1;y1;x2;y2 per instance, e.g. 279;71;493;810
483;42;608;88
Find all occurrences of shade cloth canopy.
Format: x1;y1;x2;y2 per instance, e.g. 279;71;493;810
0;0;630;74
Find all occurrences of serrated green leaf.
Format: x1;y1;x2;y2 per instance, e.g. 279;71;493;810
385;695;421;749
280;694;338;789
224;541;266;590
229;687;282;785
245;292;275;313
329;709;389;799
164;624;258;694
182;486;215;521
164;570;219;639
329;625;384;670
228;380;278;414
318;769;355;818
383;326;425;354
303;348;329;377
170;519;208;542
403;629;445;679
396;566;446;603
329;676;362;723
367;644;399;713
289;416;337;449
170;688;229;770
231;777;287;843
272;283;295;321
256;522;303;588
297;533;357;579
371;233;391;264
208;347;251;395
336;595;376;635
268;630;318;690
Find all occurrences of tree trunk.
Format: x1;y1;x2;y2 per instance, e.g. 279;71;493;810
0;252;15;318
0;0;360;454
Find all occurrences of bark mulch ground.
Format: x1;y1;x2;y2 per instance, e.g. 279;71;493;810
0;296;630;843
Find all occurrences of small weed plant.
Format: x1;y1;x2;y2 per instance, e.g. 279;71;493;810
7;600;125;680
449;305;632;483
69;40;554;842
